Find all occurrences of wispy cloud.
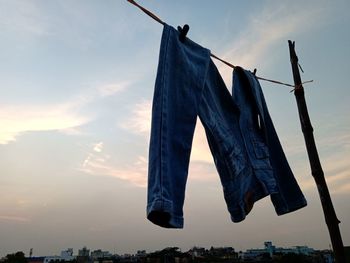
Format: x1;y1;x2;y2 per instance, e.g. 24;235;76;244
59;127;86;136
93;142;104;153
0;1;49;37
276;110;350;195
81;142;147;187
216;1;329;83
0;215;30;223
191;121;214;164
0;100;90;144
80;126;217;187
324;157;350;195
81;150;217;187
295;144;350;195
189;161;217;182
298;168;350;195
98;81;131;97
0;78;132;144
120;100;152;135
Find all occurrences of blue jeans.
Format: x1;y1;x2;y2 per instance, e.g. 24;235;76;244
231;66;307;218
147;24;306;228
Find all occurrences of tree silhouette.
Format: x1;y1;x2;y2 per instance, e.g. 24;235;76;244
4;251;27;263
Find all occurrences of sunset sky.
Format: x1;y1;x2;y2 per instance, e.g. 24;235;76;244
0;0;349;257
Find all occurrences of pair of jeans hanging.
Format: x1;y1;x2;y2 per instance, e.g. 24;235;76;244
147;24;307;228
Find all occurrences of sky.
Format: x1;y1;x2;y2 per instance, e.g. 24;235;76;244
0;0;349;257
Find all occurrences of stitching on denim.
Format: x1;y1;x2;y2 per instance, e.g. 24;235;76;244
159;25;171;208
196;51;211;114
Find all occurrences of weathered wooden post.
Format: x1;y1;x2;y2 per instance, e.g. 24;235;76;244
288;40;345;263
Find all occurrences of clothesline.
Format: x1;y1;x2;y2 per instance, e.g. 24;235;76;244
127;0;313;90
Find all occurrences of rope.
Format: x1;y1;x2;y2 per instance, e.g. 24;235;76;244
127;0;165;25
289;80;314;92
127;0;313;90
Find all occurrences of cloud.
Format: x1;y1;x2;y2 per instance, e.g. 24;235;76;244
59;127;86;136
81;152;147;187
81;141;146;187
93;142;104;153
98;81;131;97
0;1;49;37
298;169;350;195
191;121;214;164
80;128;217;187
216;1;328;83
188;161;218;182
81;151;217;187
0;215;30;223
334;183;350;195
295;143;350;195
0;77;132;144
324;157;350;195
0;100;91;144
120;100;152;135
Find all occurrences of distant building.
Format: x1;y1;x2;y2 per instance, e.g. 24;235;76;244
243;241;315;260
290;245;315;255
91;249;112;260
61;248;73;257
78;246;90;257
61;248;75;261
77;247;91;263
188;246;206;258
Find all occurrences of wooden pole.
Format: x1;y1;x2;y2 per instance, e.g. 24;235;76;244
288;40;345;263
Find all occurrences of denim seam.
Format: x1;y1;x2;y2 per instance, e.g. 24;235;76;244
159;25;171;208
196;52;211;114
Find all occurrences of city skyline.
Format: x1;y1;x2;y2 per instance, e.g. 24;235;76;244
1;0;349;257
0;241;325;258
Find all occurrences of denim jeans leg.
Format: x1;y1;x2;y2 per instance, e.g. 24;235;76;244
147;24;210;228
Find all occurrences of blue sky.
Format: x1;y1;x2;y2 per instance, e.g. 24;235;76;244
0;0;349;257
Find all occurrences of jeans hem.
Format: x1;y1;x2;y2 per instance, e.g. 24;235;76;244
274;197;308;216
147;199;184;228
228;189;271;223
